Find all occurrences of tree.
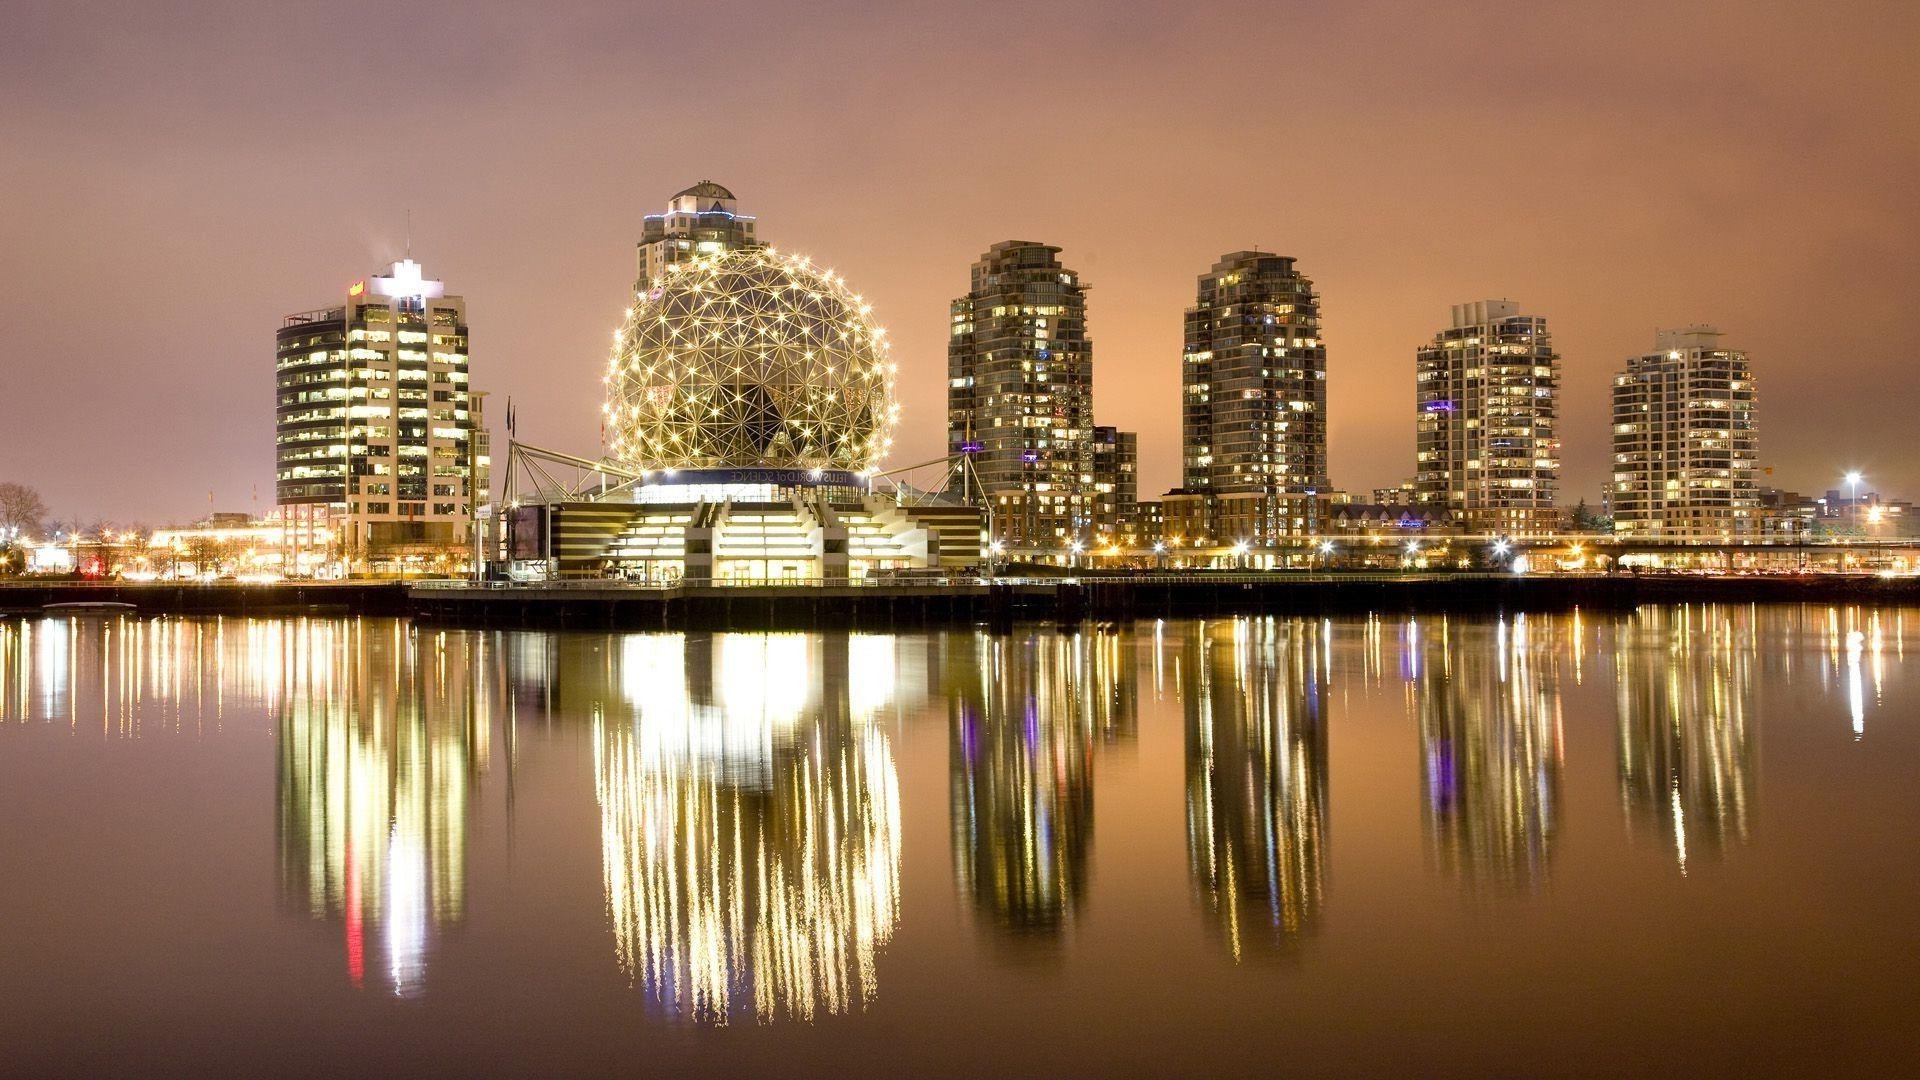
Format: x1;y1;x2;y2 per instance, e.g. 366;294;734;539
0;482;49;539
1570;498;1611;533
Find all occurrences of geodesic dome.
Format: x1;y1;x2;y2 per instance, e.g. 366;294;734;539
603;247;899;473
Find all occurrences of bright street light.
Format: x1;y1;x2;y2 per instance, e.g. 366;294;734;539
1492;539;1511;556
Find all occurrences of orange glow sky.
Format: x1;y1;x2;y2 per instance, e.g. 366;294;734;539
2;0;1916;522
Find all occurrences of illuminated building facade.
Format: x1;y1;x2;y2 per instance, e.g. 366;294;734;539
1180;251;1331;546
1611;326;1758;542
948;241;1101;551
275;259;489;574
1414;300;1562;536
645;181;764;288
1090;426;1138;545
635;180;760;287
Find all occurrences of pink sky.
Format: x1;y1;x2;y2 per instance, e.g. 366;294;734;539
3;0;1916;523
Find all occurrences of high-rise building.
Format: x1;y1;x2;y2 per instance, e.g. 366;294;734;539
1414;300;1561;536
949;241;1095;550
1090;425;1138;544
1179;251;1329;546
275;258;488;574
1611;326;1758;541
635;180;761;287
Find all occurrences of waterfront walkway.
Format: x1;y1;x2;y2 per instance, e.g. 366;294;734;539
8;574;1920;630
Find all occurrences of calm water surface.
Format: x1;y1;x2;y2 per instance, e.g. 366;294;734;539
1;607;1916;1076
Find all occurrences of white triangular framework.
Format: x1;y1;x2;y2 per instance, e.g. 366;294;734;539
500;441;650;508
603;247;901;473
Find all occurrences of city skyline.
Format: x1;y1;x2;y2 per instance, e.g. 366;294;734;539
3;2;1917;524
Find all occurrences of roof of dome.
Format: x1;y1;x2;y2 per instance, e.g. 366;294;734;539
673;180;736;201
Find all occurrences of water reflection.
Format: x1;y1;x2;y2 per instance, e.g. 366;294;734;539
578;633;902;1024
946;631;1136;953
8;603;1919;1039
0;614;290;733
1613;607;1756;872
275;621;489;997
1412;616;1564;890
1184;619;1328;960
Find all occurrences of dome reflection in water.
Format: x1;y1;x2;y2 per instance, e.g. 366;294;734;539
592;633;901;1024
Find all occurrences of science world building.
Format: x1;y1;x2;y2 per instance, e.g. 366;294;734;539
504;183;982;583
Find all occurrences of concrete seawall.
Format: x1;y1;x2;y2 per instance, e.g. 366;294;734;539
9;575;1920;629
0;582;409;617
408;574;1920;631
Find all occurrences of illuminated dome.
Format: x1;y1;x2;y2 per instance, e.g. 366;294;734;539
604;247;899;474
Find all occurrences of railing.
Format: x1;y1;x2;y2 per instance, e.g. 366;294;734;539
0;579;391;589
409;570;1619;592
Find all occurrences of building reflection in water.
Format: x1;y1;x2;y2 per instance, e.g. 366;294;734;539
1819;606;1891;741
586;632;902;1024
1614;606;1756;873
1184;618;1328;960
945;630;1136;953
1;614;300;734
1412;615;1564;890
275;620;490;998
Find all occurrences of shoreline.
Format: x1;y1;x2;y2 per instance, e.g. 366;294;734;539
7;574;1920;630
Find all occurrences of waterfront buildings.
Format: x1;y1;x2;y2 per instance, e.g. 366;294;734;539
1372;481;1418;508
948;241;1135;551
634;180;760;287
1176;251;1331;547
505;182;978;582
1610;326;1758;542
1090;426;1138;546
1414;300;1562;536
275;258;488;574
